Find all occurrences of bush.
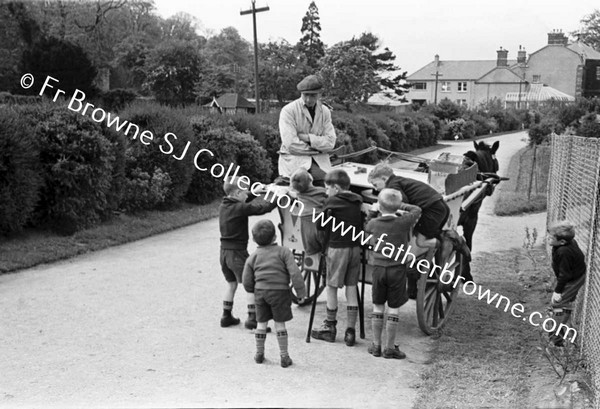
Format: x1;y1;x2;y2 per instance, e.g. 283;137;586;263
186;124;273;204
528;117;565;146
0;107;43;234
100;88;138;112
34;107;116;234
118;101;194;209
577;113;600;138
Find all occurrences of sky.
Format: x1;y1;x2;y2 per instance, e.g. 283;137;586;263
153;0;599;74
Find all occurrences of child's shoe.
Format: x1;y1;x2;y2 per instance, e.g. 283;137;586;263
254;353;264;364
280;354;293;368
311;319;337;342
383;347;406;359
220;311;240;327
245;315;257;330
344;327;356;346
368;343;382;357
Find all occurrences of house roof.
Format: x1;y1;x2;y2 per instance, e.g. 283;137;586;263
505;83;575;102
476;66;524;84
407;60;517;81
214;93;255;109
366;92;409;106
567;41;600;60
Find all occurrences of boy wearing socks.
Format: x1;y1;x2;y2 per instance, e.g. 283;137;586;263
311;169;363;346
218;177;277;329
243;219;306;367
364;189;421;359
289;168;328;255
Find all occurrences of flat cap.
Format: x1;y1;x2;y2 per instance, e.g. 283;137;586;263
297;75;322;93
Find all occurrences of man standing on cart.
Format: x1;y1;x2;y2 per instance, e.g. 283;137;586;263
278;74;336;186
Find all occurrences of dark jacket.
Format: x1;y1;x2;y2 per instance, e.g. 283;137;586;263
385;175;442;209
219;196;277;250
317;191;363;248
242;243;306;297
552;239;586;293
365;203;422;266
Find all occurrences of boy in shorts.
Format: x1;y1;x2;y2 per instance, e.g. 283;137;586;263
289;168;328;255
547;221;587;346
243;219;306;367
311;169;363;346
364;189;421;359
218;177;277;328
368;163;450;298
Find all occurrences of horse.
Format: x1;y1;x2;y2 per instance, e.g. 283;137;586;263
458;140;499;281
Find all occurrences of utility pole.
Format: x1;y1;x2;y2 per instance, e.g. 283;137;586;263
241;0;269;113
430;54;442;105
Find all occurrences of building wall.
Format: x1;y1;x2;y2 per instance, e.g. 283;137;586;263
471;82;522;107
527;46;581;97
406;79;477;106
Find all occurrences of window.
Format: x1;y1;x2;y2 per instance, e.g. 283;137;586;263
441;81;451;92
596;66;600;80
414;82;427;90
458;82;467;92
533;75;541;83
456;99;467;106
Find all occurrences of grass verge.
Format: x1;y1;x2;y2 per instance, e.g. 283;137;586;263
0;200;220;274
495;144;551;216
412;248;594;408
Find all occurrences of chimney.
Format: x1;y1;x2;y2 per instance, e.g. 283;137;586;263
517;45;527;65
496;47;508;67
548;29;568;45
434;54;440;66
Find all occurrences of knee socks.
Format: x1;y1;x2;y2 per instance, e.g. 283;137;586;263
255;328;267;354
347;306;358;329
371;313;384;346
247;304;256;319
277;330;289;357
326;307;338;323
386;314;399;350
223;300;233;315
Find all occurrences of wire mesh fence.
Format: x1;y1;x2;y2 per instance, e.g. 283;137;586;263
547;134;600;397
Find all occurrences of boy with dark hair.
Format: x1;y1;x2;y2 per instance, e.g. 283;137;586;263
242;219;306;367
364;189;421;359
218;177;277;329
290;168;328;255
547;221;587;346
311;169;363;346
368;163;450;298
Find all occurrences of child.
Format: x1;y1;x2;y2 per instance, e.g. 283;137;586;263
364;189;421;359
311;169;363;346
368;163;450;298
290;168;328;255
242;219;307;367
547;221;587;346
218;177;277;329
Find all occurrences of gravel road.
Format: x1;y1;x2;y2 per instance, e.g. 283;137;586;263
0;131;546;409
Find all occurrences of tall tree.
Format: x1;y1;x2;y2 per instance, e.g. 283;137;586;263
258;39;308;102
349;32;408;98
297;1;325;69
318;42;379;107
572;9;600;50
144;39;203;105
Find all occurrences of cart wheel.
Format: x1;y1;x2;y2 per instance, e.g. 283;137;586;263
291;253;327;306
416;247;464;335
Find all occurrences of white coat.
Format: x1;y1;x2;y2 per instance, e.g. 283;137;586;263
278;98;336;178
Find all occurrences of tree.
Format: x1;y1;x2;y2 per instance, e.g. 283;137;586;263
198;27;253;99
258;40;308;102
297;1;325;69
349;32;408;98
20;36;98;96
318;42;379;107
144;39;203;105
571;9;600;50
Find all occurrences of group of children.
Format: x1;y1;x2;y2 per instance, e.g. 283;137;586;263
217;163;587;367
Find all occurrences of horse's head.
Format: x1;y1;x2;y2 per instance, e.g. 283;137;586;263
467;140;499;173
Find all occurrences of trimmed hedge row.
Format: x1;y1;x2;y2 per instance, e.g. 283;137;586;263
1;99;445;235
